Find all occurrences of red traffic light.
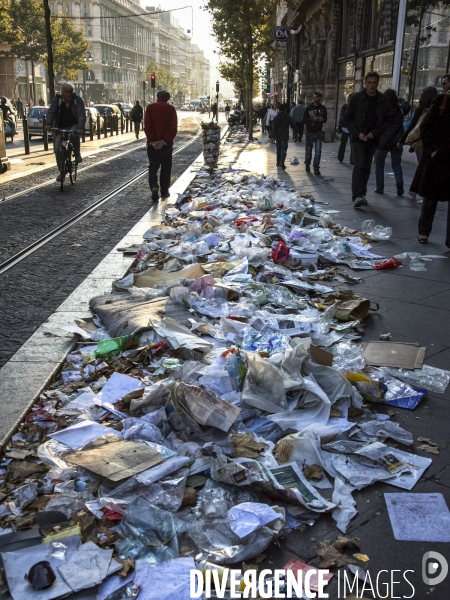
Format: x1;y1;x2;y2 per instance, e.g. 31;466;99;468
150;73;156;88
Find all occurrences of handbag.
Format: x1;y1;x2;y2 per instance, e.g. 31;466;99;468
405;109;427;148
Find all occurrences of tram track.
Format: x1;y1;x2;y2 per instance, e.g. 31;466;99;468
0;125;202;276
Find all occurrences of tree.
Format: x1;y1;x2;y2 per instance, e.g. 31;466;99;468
52;18;89;83
205;0;279;139
0;0;89;101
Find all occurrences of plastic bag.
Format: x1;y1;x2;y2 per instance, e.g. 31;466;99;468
271;241;290;264
382;365;450;394
373;257;402;270
289;156;299;165
371;225;392;240
332;341;366;372
241;352;288;413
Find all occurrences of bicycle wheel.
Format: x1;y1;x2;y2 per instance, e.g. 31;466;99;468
67;148;76;185
59;146;67;192
70;161;77;184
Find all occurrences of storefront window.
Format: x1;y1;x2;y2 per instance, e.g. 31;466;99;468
399;3;450;106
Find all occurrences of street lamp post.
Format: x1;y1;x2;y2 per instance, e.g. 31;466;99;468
83;51;94;99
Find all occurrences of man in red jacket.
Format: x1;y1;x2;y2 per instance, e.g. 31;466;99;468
144;90;178;201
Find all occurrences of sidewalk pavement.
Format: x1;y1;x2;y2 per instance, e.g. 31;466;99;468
230;130;450;595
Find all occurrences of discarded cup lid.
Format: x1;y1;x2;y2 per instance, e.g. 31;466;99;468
27;561;56;590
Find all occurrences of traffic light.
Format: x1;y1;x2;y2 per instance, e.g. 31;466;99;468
150;73;156;88
216;80;219;93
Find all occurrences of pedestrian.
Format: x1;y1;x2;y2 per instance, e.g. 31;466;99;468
271;103;298;169
129;99;143;139
16;97;23;119
38;97;45;106
290;99;305;143
374;89;405;196
417;73;450;246
144;90;177;202
259;104;267;133
399;97;411;117
211;102;218;121
225;103;230;121
337;93;354;164
342;71;398;207
302;91;327;176
401;86;438;200
28;98;34;112
266;102;278;138
0;97;14;122
44;83;85;182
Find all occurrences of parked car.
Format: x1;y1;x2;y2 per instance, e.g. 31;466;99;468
113;102;132;116
93;104;121;127
85;107;104;134
180;104;191;111
27;107;50;140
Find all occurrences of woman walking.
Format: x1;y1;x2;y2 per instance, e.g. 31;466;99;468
374;89;405;196
417;74;450;246
400;86;438;199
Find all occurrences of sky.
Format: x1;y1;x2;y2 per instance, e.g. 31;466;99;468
143;1;235;97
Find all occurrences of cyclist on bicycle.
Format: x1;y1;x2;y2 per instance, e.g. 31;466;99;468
45;83;85;182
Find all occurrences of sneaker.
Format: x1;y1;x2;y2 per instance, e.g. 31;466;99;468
314;170;321;176
374;189;384;194
353;196;368;208
75;155;82;163
305;165;311;172
151;187;160;201
397;182;404;196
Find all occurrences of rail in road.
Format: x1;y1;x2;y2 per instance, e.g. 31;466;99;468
0;121;202;275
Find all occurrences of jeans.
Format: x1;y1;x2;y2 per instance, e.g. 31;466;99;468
54;124;80;168
147;144;173;195
419;198;450;246
304;132;323;170
133;121;140;135
351;139;377;199
276;140;288;165
294;122;304;142
338;131;354;163
375;146;403;192
415;147;423;163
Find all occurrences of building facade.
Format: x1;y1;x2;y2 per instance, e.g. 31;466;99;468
274;0;450;141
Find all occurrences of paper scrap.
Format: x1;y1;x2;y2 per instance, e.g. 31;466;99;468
385;492;450;542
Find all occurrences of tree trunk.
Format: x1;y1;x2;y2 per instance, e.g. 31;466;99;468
43;0;56;100
245;2;253;140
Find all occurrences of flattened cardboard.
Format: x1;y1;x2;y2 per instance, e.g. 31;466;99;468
310;344;333;367
363;342;426;369
133;264;205;288
66;435;163;482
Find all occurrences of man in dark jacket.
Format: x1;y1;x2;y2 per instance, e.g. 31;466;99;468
45;83;86;182
144;90;178;201
130;100;143;139
374;89;405;195
343;71;398;207
302;92;327;175
271;103;298;169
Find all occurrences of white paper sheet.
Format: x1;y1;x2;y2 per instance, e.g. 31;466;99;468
228;502;280;538
49;420;115;450
385;493;450;542
100;372;144;404
133;557;196;600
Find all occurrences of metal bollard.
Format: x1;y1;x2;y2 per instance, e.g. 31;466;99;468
23;117;30;155
42;115;48;151
115;115;119;135
82;129;85;144
104;115;108;138
120;113;124;134
89;115;94;141
125;114;129;133
97;114;101;139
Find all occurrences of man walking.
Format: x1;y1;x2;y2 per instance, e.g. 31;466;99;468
144;90;177;202
302;92;327;175
16;98;23;119
130;100;143;139
342;71;397;207
290;99;305;142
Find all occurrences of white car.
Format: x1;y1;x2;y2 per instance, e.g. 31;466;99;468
180;104;191;111
85;107;104;134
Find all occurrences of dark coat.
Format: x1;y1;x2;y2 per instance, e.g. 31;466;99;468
342;90;397;141
378;105;404;150
130;104;143;122
417;92;450;202
271;112;297;141
302;102;327;134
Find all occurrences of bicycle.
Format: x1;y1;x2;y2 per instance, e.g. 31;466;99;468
52;128;78;192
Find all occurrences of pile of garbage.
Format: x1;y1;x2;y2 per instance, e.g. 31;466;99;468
202;122;221;165
1;129;449;599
